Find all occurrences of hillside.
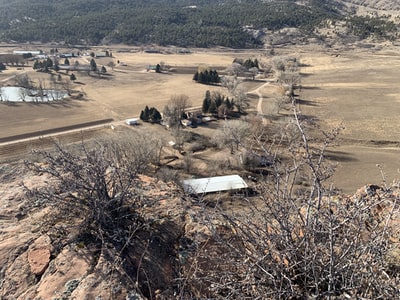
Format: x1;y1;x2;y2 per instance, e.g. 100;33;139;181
342;0;400;11
0;0;398;48
0;145;399;299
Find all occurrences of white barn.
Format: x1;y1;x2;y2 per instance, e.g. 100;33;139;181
182;175;248;194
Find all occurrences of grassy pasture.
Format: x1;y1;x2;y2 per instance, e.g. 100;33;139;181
0;45;399;193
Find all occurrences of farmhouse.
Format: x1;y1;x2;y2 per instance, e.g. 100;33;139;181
182;175;248;195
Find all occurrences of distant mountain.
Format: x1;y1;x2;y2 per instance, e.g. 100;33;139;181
0;0;398;47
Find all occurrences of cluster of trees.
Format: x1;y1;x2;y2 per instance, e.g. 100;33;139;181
202;90;234;116
140;105;162;123
2;0;394;47
346;15;397;39
233;57;259;69
32;58;53;72
193;69;220;84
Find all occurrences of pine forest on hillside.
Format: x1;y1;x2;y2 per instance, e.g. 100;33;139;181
0;0;398;47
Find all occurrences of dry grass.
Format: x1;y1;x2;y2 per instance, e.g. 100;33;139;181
0;44;400;193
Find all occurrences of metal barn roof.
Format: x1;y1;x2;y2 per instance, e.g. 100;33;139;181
182;175;248;194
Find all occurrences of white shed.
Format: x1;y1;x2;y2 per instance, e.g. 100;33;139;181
125;118;139;125
182;175;248;194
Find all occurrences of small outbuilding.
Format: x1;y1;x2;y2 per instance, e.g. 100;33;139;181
182;175;248;195
181;119;192;127
125;118;139;125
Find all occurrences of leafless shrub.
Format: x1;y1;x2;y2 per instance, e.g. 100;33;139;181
211;119;251;154
278;71;301;96
182;152;194;174
221;76;241;93
225;62;247;77
156;167;180;184
179;104;400;299
15;73;33;89
20;131;190;298
23;131;163;244
162;94;190;129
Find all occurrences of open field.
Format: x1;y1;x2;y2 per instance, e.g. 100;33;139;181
293;46;400;192
0;45;399;193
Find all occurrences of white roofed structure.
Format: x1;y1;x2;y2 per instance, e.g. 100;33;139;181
125;118;139;125
182;175;248;194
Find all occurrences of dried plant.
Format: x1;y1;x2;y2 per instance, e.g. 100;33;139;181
178;103;400;299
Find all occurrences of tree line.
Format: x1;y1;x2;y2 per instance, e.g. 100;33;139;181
193;70;220;84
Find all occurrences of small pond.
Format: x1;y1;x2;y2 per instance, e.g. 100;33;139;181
0;86;68;102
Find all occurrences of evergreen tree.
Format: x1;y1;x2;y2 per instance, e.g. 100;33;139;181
90;58;97;72
224;97;233;110
215;94;223;108
140;110;146;121
149;107;162;123
254;58;259;68
203;70;209;83
46;57;53;69
141;106;161;123
202;98;210;113
202;90;211;113
198;72;204;83
33;60;39;70
194;70;220;84
208;100;217;114
141;105;150;121
70;73;76;81
64;58;70;65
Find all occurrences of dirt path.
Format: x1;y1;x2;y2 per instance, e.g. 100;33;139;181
249;80;277;116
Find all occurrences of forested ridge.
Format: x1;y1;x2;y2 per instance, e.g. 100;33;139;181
0;0;397;47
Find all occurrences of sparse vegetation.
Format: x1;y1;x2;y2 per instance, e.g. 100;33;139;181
24;133;163;242
1;4;400;295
